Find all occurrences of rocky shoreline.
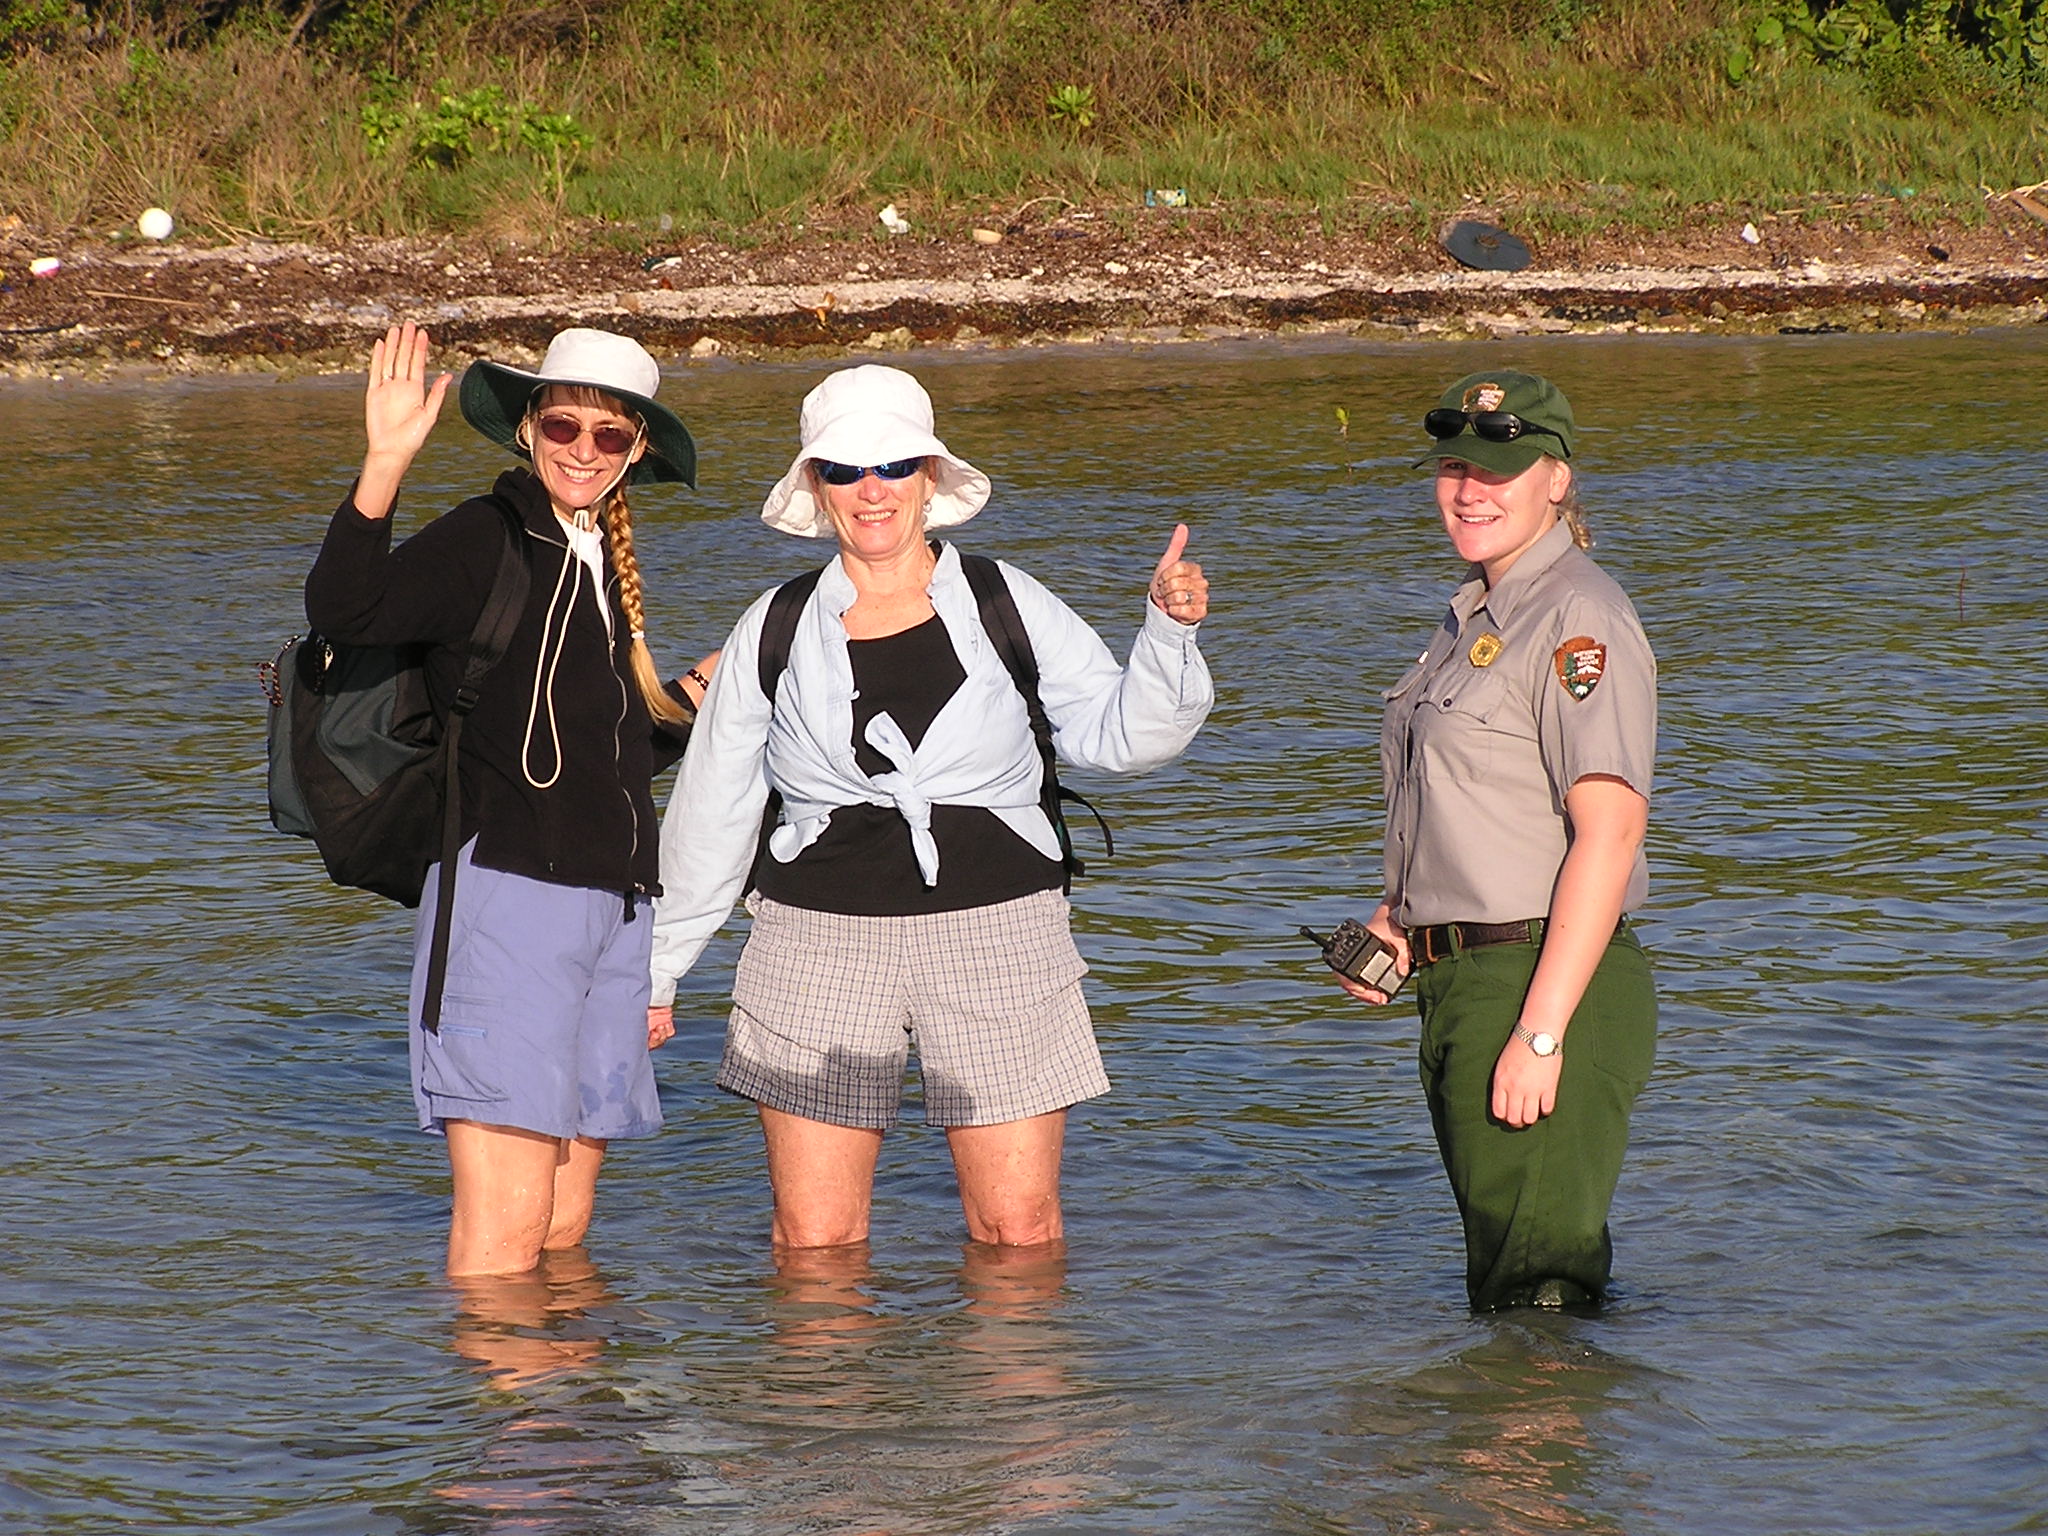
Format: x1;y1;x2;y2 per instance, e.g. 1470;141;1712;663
4;204;2045;378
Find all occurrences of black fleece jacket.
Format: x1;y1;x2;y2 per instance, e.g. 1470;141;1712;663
305;467;688;898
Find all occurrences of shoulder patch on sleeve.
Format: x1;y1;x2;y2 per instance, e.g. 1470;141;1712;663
1553;636;1607;700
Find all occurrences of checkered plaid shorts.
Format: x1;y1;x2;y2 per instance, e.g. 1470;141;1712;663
720;889;1109;1128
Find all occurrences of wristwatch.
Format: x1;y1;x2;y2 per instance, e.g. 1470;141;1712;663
1512;1024;1561;1058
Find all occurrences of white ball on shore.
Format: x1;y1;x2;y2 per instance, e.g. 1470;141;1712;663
138;207;174;241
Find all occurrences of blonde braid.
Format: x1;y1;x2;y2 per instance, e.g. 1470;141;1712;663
603;484;693;729
1556;479;1594;551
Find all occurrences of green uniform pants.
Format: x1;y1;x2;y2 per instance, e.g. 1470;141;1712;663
1415;928;1657;1310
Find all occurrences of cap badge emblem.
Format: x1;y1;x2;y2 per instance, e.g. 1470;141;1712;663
1462;382;1507;413
1553;636;1607;699
1468;633;1504;668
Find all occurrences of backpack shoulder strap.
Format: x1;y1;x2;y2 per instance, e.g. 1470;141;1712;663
957;551;1111;882
452;498;533;716
423;499;532;1032
757;566;826;705
745;565;826;888
960;552;1038;696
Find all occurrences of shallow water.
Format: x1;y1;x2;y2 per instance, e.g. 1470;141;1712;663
4;331;2046;1535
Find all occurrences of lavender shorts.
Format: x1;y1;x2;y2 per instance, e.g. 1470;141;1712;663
406;841;662;1141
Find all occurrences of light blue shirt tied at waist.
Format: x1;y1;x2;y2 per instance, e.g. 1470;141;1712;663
773;708;1039;887
648;541;1214;1005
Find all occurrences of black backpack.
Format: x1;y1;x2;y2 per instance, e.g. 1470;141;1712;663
261;499;529;1028
753;550;1110;886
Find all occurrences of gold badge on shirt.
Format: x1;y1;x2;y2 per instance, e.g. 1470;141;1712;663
1468;632;1504;668
1553;636;1607;699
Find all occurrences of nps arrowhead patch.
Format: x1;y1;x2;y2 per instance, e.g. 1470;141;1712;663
1553;636;1607;700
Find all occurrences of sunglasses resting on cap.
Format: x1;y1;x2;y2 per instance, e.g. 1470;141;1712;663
1423;409;1567;449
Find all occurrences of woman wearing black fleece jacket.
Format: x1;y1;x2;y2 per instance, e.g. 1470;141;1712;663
306;322;707;1276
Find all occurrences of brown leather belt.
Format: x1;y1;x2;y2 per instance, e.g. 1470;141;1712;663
1410;918;1545;967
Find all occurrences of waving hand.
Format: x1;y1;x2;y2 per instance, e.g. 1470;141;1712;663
356;322;452;520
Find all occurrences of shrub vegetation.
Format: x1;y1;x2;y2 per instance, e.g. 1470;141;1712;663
2;0;2043;244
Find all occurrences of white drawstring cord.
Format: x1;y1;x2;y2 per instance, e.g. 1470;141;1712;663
515;417;638;790
521;545;579;790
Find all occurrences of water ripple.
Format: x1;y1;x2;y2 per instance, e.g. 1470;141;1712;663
5;334;2046;1535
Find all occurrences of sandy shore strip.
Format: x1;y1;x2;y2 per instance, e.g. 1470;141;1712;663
4;215;2045;378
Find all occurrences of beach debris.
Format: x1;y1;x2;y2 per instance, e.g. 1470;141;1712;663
81;287;207;308
971;227;1003;245
878;203;911;235
803;291;836;327
641;254;683;272
1927;244;1950;262
1145;188;1189;208
688;336;722;358
2006;181;2048;226
137;207;174;241
1440;220;1531;272
1334;406;1349;438
29;256;61;278
1740;222;1761;244
1002;194;1076;233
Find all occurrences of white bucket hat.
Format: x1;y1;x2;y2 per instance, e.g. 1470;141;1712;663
760;365;991;538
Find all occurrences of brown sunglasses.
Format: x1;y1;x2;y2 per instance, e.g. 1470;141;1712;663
535;413;641;456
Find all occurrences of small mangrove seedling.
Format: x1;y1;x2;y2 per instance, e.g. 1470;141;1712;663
1046;84;1097;130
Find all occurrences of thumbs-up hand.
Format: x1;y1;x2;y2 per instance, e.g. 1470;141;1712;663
1148;523;1209;626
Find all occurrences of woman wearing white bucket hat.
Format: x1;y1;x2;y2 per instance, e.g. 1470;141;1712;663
306;322;711;1276
648;364;1214;1253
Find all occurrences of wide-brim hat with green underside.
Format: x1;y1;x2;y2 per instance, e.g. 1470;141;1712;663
1414;369;1575;477
459;328;697;487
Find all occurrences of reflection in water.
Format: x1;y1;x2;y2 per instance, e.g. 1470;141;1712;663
948;1242;1123;1525
447;1248;617;1390
8;336;2048;1534
435;1250;638;1528
1320;1319;1654;1535
678;1242;1123;1533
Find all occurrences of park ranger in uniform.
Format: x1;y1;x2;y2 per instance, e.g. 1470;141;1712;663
1332;369;1659;1311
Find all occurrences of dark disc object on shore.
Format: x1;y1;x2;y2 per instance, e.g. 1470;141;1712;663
1442;220;1532;272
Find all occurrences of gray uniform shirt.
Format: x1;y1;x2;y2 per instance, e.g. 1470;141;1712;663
1381;520;1656;928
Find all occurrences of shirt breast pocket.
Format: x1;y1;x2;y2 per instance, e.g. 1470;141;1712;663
1415;668;1512;780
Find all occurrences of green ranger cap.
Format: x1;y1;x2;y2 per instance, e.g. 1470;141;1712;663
1415;370;1576;476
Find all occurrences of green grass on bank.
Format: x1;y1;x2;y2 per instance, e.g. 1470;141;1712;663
2;0;2044;248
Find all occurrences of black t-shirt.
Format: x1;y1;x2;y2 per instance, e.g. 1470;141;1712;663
753;614;1064;915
